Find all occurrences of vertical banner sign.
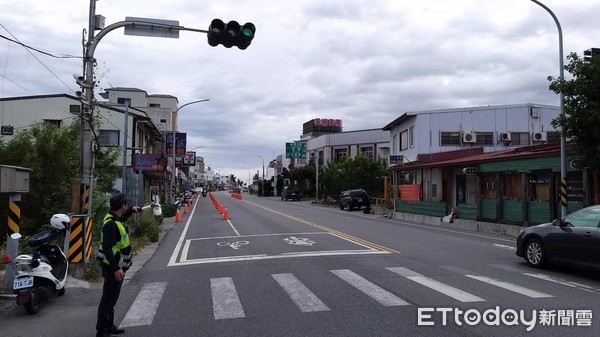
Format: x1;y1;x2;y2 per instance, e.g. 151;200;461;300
166;132;187;168
7;193;21;235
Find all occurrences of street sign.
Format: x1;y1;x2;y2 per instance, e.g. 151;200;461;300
183;152;196;167
124;17;180;38
286;142;306;159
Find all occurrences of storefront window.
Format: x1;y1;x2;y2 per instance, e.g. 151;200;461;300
503;173;522;201
528;172;550;202
482;175;497;199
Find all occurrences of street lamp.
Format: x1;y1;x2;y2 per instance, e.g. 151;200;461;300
530;0;568;218
189;145;206;152
242;167;251;191
171;99;209;204
251;153;265;196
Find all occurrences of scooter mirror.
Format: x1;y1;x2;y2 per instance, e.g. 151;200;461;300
10;232;22;240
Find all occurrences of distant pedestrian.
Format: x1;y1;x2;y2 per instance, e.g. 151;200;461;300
95;193;141;337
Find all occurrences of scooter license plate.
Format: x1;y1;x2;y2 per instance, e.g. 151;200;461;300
13;276;33;290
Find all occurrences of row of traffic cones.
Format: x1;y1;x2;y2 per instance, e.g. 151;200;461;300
175;194;196;223
209;192;229;220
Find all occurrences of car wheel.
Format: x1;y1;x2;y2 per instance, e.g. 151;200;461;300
58;287;65;296
525;238;546;268
339;203;344;210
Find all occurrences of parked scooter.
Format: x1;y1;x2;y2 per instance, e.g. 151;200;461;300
11;213;70;315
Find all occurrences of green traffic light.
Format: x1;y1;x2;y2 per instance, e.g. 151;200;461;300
241;23;256;38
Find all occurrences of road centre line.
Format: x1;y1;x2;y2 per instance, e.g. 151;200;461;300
328;232;379;251
244;200;399;253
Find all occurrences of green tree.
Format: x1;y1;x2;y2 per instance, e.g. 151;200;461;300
0;120;121;246
549;52;600;202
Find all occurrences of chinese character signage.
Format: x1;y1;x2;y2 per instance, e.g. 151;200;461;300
286;142;307;159
165;132;187;156
134;154;163;171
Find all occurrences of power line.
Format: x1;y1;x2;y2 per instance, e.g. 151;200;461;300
0;34;82;59
0;24;78;94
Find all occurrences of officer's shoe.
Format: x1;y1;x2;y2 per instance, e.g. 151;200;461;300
110;326;125;334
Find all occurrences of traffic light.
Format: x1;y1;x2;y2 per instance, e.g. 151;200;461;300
207;19;256;50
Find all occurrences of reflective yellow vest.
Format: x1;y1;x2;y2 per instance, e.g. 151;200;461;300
96;213;132;269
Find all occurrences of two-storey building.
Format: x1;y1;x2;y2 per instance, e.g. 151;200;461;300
382;103;589;225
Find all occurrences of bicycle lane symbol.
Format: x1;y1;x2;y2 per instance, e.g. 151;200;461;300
217;241;249;250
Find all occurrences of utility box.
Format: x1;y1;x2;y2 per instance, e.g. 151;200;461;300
0;164;32;193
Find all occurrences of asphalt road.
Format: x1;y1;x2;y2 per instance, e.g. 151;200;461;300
1;191;599;337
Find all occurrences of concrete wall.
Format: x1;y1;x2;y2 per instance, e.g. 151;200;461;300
390;211;524;238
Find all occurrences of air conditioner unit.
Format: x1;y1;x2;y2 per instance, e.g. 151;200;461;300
1;125;14;135
462;132;477;143
500;132;511;142
533;131;547;142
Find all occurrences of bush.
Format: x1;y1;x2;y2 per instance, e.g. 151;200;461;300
128;210;161;243
161;204;178;218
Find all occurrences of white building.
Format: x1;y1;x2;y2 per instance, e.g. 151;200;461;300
383;103;560;164
382;103;561;206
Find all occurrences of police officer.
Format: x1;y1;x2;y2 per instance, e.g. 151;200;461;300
95;193;141;337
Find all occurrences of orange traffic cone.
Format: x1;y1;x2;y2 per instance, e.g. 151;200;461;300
184;203;189;214
175;208;182;222
222;208;229;220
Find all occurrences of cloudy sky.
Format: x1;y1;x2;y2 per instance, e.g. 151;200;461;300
1;0;599;184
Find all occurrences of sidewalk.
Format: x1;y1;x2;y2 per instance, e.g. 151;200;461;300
0;215;179;311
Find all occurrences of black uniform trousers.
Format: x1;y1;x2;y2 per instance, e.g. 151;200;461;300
96;267;123;334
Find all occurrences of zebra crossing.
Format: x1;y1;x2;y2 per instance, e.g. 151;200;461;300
118;265;590;328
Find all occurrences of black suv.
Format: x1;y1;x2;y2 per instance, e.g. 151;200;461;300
281;186;301;201
339;189;370;211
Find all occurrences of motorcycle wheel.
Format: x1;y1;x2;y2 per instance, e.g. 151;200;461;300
24;286;40;315
58;287;65;296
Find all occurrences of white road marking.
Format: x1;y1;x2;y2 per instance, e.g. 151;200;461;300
175;250;388;266
465;275;554;298
490;264;600;294
167;200;199;266
493;243;516;250
120;282;167;328
387;267;485;303
227;219;241;236
331;269;409;306
439;265;553;298
524;273;600;294
211;277;246;320
272;273;330;312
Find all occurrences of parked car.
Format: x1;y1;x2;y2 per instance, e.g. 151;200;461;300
516;205;600;270
281;186;301;201
339;189;370;211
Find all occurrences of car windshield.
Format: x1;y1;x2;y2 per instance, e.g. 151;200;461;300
351;191;367;197
564;206;600;228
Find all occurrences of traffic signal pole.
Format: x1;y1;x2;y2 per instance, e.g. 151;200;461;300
80;0;255;216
